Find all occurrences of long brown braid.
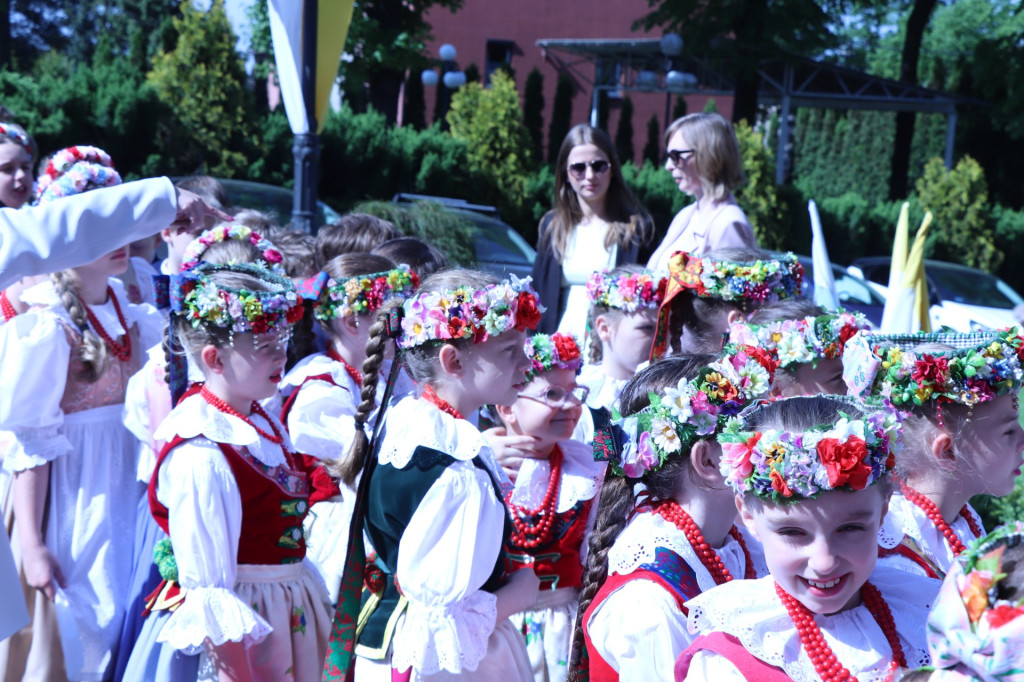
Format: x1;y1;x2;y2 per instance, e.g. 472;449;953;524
50;270;110;383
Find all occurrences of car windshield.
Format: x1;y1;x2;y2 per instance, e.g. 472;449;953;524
459;214;533;265
929;266;1024;309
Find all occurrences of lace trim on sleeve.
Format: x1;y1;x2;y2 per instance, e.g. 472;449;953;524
391;590;498;676
3;426;72;471
157;585;273;654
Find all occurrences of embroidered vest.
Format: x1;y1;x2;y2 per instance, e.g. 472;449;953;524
507;498;594;591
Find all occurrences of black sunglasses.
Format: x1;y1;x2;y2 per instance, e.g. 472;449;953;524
568;159;611;179
665;148;695;166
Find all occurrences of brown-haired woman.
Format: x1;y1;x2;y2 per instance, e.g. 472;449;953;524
532;124;655;335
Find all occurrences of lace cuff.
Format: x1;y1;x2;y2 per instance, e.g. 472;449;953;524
3;426;72;472
391;590;498;675
157;585;273;654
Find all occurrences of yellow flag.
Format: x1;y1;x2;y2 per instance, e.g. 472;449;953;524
315;0;354;134
901;211;933;333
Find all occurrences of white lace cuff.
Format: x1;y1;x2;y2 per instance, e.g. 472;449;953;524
391;590;498;675
157;585;273;654
3;426;72;472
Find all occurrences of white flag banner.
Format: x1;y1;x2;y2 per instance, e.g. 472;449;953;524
808;200;839;311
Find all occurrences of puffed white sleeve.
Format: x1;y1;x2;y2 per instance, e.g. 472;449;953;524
588;580;693;682
0;177;177;290
155;441;272;653
0;312;72;471
680;650;746;681
286;380;357;461
391;461;506;676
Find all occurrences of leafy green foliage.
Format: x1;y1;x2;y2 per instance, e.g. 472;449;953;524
523;67;545;163
671;95;687;121
548;74;574;163
733;121;786;250
403;73;427;130
643;114;661;166
353;200;476;266
615;97;635;165
621;161;689;244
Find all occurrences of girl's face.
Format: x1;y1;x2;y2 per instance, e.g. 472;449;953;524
958;394;1024;497
457;329;533;410
503;368;584;450
566;143;612;205
210;329;290;403
665;129;702;197
0;143;32;208
740;485;888;615
75;245;131;280
599;309;658;376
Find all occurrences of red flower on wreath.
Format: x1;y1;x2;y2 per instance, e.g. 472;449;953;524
552;333;580;363
770;467;793;497
817;436;872;490
286;304;304;323
447;316;468;338
515;292;542;331
911;354;950;388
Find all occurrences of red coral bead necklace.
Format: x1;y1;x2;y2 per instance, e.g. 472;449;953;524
83;286;132;362
653;499;757;583
327;345;363;387
422;384;464;420
900;481;983;557
200;384;293;461
506;445;563;549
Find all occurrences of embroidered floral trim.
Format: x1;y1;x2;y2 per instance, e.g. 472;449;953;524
586;269;666;312
299;265;419;321
525;332;583;381
36;145;121;203
730;311;869;368
718;397;901;502
180;224;285;274
171;262;303;334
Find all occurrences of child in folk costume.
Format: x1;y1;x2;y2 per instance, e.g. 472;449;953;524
572;347;774;682
677;395;939;681
494;333;605;682
124;262;330;682
1;147;162;681
650;248;804;360
280;254;418;603
842;329;1024;580
330;270;542;681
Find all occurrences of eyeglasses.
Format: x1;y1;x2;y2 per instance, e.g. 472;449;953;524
518;385;590;409
665;148;695;166
567;159;610;180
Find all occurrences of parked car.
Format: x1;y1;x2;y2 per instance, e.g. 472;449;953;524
796;256;885;327
174;177;342;228
848;257;1024;331
391;194;536;280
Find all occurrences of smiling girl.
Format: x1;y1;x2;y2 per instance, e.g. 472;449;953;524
677;395;938;681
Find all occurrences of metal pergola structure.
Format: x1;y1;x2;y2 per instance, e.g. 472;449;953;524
537;38;976;184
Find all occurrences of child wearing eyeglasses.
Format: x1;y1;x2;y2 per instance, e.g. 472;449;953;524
493;333;606;682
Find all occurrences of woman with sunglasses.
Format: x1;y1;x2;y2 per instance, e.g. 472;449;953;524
647;113;756;272
532;124;655;335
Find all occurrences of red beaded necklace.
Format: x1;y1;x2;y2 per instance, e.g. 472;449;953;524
900;482;983;557
652;500;757;583
0;289;17;321
83;286;131;362
505;445;563;549
326;345;362;387
422;385;464;420
200;385;285;445
776;581;906;681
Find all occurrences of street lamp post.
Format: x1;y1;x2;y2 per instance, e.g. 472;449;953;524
292;0;319;233
422;43;466;128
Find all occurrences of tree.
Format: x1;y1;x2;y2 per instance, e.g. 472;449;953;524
642;114;661;166
402;71;426;130
147;0;252;176
548;74;573;163
614;96;634;165
523;67;544;163
671;95;687;121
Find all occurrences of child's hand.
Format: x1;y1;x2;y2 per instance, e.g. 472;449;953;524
495;567;541;620
482;427;544;482
22;543;66;601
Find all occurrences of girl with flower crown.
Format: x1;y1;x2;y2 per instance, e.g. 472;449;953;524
490;332;606;682
322;270;542;681
279;253;419;603
651;247;804;360
570;347;774;682
677;395;939;681
842;330;1024;581
0;147;165;681
123;262;330;682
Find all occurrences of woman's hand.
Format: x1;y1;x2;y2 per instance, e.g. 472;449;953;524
495;567;541;620
482;427;544;482
21;543;65;601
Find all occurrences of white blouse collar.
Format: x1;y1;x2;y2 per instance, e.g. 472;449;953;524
510;438;605;512
280;352;359;394
878;494;983;567
578;363;629;414
22;277;132;338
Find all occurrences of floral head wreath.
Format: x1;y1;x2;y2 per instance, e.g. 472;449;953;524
0;123;32;156
296;265;420;321
524;332;583;382
586;269;667;312
842;328;1024;409
397;274;543;350
594;344;778;478
36;145;121;204
180;224;286;275
729;311;870;369
926;521;1024;680
717;396;901;502
170;262;304;334
650;250;805;361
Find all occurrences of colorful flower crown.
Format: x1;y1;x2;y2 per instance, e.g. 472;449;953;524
729;311;870;369
843;328;1024;407
297;265;420;321
525;332;583;382
718;397;900;502
586;269;666;312
170;262;304;334
0;123;32;156
36;145;121;203
398;275;543;350
927;521;1024;680
596;344;778;478
180;224;285;274
668;250;804;303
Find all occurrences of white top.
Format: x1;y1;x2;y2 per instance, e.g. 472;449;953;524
151;393;309;653
578;363;629;415
558;222;618;339
682;566;938;681
588;510;767;681
377;396;512;676
510;438;604;514
1;278;163;471
280;352;362;462
0;177;177;290
878;494;985;578
647;197;755;272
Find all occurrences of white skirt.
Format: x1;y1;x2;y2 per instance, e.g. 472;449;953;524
510;588;579;682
